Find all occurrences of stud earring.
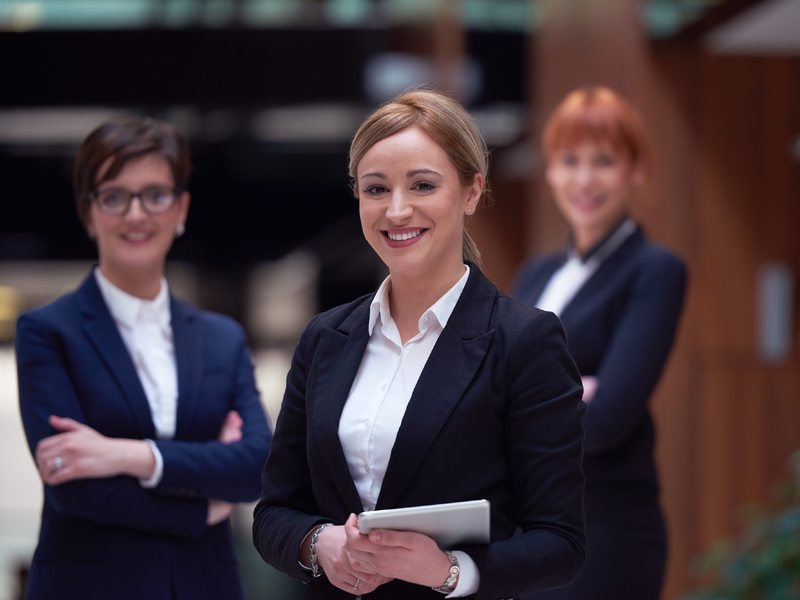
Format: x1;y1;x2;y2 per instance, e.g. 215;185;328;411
176;223;185;237
467;208;473;214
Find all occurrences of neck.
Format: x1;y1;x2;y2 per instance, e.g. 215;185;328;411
573;217;627;256
388;260;466;344
99;262;164;300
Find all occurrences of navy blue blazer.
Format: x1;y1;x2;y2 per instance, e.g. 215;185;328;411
253;265;586;600
16;272;272;600
514;227;686;490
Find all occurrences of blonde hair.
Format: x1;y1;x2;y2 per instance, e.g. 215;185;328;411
349;89;490;270
544;87;649;172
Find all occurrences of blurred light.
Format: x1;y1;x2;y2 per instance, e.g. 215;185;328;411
792;134;800;161
364;52;483;104
0;286;22;342
706;0;800;55
471;103;526;147
757;262;795;363
251;104;364;143
0;108;124;145
2;1;44;31
323;0;372;25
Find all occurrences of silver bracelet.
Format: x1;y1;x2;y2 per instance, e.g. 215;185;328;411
432;550;460;594
310;523;331;578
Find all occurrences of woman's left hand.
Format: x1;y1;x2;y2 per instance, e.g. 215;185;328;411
35;416;155;485
344;513;454;588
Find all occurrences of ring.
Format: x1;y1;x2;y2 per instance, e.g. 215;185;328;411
353;578;360;592
54;456;63;470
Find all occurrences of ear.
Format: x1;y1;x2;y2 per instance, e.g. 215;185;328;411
177;191;191;227
631;160;645;186
83;203;97;240
464;173;484;214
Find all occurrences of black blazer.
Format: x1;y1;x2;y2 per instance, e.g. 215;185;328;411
253;265;586;600
16;273;272;600
514;228;686;489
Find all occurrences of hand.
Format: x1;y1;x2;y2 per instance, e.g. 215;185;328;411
344;513;451;588
310;518;392;595
207;498;235;525
35;416;155;485
218;410;243;444
581;376;599;403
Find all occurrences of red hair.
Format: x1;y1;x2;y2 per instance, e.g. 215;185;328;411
543;87;649;169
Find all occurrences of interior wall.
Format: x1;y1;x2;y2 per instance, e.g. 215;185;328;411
526;1;800;598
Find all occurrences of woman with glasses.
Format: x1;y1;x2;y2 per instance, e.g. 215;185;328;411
16;116;272;600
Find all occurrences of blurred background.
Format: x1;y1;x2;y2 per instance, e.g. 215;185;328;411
0;0;798;598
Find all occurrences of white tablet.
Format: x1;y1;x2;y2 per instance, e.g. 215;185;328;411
357;499;490;548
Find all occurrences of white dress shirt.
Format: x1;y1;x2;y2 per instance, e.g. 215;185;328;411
536;219;637;316
94;268;177;487
338;265;479;597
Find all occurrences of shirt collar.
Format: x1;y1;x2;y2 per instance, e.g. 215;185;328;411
94;267;171;332
568;217;637;264
368;265;471;336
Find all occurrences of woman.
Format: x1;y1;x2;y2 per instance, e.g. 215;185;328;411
514;87;687;600
253;89;586;600
16;116;272;600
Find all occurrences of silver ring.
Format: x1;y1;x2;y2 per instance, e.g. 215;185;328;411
54;456;63;470
353;578;360;592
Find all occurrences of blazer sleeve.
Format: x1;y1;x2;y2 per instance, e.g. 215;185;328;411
583;253;687;456
468;309;587;598
252;314;331;582
16;311;208;539
153;326;272;503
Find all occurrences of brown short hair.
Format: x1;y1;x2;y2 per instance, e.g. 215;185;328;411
543;87;649;170
73;116;191;226
349;89;490;269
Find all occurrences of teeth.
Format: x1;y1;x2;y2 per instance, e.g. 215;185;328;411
124;232;150;241
387;229;423;241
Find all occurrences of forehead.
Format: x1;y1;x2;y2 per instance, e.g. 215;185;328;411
96;153;174;187
358;126;451;173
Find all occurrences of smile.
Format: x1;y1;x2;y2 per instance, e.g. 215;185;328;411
122;232;153;242
385;229;424;241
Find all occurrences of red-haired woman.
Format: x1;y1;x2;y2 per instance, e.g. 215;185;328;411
514;87;687;600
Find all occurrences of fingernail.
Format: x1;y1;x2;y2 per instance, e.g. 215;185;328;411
372;532;381;542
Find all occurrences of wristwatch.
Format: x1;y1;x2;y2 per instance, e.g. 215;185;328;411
432;551;459;594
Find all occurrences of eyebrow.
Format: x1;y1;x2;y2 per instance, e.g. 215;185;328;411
407;169;440;177
360;172;387;180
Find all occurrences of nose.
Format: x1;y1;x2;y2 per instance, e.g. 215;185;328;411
575;163;595;188
124;195;148;219
385;190;413;223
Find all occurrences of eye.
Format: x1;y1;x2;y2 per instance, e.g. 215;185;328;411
560;153;578;166
142;186;175;206
412;181;436;193
594;154;617;167
363;184;389;197
97;190;128;208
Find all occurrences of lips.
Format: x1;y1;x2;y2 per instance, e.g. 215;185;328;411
121;231;154;243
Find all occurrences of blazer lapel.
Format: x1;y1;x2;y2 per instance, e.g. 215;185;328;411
375;266;496;510
171;297;203;439
311;298;372;513
77;274;156;438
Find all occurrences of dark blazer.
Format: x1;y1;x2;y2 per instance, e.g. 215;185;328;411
253;265;586;600
16;272;272;600
513;227;686;489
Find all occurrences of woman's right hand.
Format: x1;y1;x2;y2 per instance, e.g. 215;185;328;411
314;522;394;595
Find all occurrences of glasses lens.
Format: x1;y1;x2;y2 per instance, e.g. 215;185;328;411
96;190;130;215
141;187;177;214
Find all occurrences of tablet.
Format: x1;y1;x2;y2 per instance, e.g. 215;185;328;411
357;499;490;548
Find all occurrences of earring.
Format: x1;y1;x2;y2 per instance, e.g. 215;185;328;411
176;223;185;237
467;208;473;214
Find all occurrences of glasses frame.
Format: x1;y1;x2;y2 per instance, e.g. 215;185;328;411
86;186;182;216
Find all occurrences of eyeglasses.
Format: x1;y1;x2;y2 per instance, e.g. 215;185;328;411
88;186;180;216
